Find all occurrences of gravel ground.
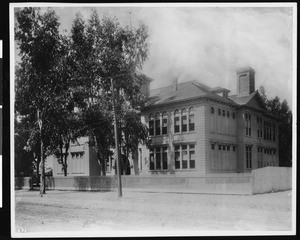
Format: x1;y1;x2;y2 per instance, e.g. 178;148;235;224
13;189;293;237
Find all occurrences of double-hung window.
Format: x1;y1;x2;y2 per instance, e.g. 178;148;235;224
155;113;161;135
174;110;180;133
245;113;251;136
181;108;187;132
150;146;168;171
246;145;252;169
189;107;195;131
174;144;196;170
162;112;168;135
149;114;154;136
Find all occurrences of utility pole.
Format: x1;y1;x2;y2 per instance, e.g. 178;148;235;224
111;78;122;197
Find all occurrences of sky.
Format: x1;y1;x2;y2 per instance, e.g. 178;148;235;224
16;4;296;108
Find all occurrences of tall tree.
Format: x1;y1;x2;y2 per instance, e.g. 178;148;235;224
69;10;149;175
15;7;68;194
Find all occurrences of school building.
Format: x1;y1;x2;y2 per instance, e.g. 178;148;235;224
52;67;280;177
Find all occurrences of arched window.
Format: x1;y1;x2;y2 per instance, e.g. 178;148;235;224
155;112;161;135
189;107;195;131
149;114;154;136
162;112;168;134
181;108;187;132
174;109;180;133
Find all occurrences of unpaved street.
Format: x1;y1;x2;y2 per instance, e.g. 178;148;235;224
14;189;293;236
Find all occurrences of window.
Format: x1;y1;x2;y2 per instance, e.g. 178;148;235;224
232;112;236;119
189;107;195;131
218;145;222;150
232;146;236;152
149;114;154;136
155;147;161;170
181;108;187;132
162;112;168;135
246;145;252;169
149;148;154;170
264;120;273;140
182;145;188;169
189;144;195;169
155;113;161;135
245;113;251;136
162;147;168;170
211;107;215;114
175;145;180;169
227;111;230;118
227;145;230;151
211;143;215;150
174;110;180;133
223;145;226;151
222;109;225;117
218;108;221;116
150;146;168;171
71;152;84;158
257;116;263;138
174;144;196;170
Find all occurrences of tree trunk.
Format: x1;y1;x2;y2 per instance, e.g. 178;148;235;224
63;142;69;177
40;139;45;195
63;162;67;176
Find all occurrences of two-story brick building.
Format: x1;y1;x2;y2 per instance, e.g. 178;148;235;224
138;67;280;175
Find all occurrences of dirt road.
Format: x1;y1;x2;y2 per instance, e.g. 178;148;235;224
14;189;293;237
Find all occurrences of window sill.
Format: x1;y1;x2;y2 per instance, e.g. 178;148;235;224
174;131;196;135
174;169;197;171
149;134;168;137
149;170;169;172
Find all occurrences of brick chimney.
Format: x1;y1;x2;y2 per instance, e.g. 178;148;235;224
236;66;255;97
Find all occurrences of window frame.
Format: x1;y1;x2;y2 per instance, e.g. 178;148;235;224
149;114;154;136
174;109;180;133
155;112;161;135
162;111;168;135
174;144;196;170
181;108;188;132
188;107;195;132
149;146;169;171
245;145;252;169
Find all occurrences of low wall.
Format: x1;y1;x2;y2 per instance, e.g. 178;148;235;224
15;168;292;195
251;166;292;194
15;174;252;195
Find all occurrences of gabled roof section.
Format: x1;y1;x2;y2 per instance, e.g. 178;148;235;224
145;80;237;108
228;90;267;111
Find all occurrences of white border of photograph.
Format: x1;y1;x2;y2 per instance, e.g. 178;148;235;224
10;2;297;238
0;39;2;209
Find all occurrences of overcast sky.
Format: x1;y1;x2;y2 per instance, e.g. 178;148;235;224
20;4;296;107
